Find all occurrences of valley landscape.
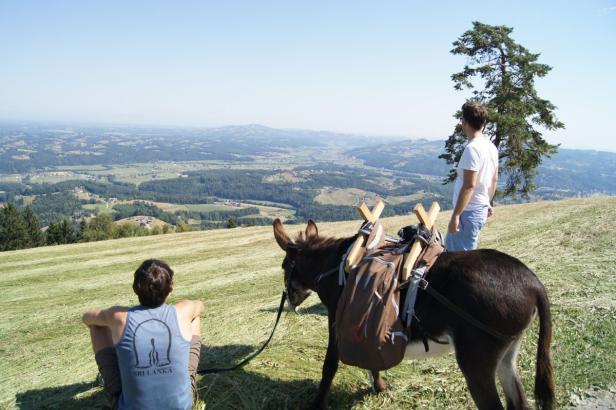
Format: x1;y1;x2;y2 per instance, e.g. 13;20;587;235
2;123;615;236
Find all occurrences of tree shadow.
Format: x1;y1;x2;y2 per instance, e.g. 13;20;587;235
15;344;370;410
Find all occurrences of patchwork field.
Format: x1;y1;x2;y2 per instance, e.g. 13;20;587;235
0;197;615;409
315;188;376;206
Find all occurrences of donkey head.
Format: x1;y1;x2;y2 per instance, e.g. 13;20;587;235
272;218;319;311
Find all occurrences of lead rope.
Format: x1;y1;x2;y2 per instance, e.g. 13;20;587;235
197;291;287;375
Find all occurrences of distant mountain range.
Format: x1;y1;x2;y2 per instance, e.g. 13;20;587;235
347;138;616;196
0;122;394;173
1;122;614;197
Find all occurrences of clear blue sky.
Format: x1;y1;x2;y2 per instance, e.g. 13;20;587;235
1;1;615;151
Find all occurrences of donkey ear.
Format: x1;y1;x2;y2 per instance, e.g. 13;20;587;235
305;219;318;240
273;218;291;250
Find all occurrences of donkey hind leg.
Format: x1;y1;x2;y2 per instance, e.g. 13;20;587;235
497;336;530;410
455;338;505;410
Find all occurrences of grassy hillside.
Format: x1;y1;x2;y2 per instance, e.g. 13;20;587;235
1;197;615;409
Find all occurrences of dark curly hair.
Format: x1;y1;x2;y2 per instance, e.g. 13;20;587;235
133;259;173;307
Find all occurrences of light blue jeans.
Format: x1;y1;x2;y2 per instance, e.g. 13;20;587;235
445;206;488;251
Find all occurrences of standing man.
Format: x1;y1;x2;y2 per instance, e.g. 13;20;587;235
446;101;499;251
82;259;204;410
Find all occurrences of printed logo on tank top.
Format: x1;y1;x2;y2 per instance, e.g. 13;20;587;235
132;318;174;377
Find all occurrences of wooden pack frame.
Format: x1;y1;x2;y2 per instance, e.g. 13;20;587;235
401;202;440;281
344;199;385;272
344;199;441;281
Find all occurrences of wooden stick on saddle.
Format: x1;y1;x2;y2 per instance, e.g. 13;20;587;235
402;202;440;281
344;199;385;273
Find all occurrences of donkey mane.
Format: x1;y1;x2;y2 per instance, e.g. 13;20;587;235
292;232;354;252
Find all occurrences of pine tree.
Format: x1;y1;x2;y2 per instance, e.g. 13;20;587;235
441;21;564;196
22;205;44;248
78;219;87;241
0;203;28;251
226;218;237;229
46;219;76;245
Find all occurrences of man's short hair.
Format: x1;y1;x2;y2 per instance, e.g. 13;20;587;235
462;101;488;130
133;259;173;307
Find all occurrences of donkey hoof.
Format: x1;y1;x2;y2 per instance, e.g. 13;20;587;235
373;379;387;393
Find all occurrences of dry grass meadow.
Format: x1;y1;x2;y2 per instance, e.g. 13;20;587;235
1;197;615;409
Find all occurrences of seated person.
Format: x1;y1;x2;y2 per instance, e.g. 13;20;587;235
82;259;203;410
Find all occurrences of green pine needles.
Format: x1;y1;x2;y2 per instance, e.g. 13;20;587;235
441;21;564;197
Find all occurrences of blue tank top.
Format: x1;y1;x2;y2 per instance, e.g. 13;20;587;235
115;304;192;410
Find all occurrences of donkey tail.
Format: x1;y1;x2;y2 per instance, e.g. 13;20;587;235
534;288;555;410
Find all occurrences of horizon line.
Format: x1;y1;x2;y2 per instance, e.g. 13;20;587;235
0;117;614;154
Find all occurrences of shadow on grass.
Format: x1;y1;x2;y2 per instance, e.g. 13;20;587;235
197;344;372;410
198;370;372;410
15;381;109;410
16;344;368;410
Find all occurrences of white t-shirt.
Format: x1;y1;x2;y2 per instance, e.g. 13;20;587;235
452;136;499;211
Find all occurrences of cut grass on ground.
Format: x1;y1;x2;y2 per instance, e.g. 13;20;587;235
0;197;615;409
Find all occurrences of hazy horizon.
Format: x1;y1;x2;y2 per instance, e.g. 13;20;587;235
4;119;616;154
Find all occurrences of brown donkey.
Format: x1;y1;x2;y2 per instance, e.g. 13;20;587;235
273;219;554;410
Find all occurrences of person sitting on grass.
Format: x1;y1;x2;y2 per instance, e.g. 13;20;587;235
82;259;204;410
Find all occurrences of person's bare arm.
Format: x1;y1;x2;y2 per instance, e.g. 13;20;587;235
448;169;478;233
490;166;498;202
488;166;498;217
82;307;116;327
175;300;204;322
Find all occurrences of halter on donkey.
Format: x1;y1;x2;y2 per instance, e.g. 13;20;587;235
273;201;554;410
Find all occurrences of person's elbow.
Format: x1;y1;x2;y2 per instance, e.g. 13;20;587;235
82;311;94;326
82;309;106;327
196;301;205;316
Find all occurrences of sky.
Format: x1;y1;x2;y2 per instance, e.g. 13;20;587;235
1;1;615;151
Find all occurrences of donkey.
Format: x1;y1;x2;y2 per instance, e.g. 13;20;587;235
273;218;554;410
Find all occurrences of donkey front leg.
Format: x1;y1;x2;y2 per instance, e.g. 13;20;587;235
313;317;339;409
370;370;387;393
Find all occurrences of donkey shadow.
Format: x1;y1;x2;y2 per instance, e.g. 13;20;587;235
15;344;368;410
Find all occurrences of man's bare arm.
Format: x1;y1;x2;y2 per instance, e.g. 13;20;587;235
82;308;111;327
449;169;478;233
489;166;499;202
82;306;127;327
487;166;498;217
453;169;478;216
175;300;204;321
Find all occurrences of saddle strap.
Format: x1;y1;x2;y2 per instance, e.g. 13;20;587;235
422;285;515;342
